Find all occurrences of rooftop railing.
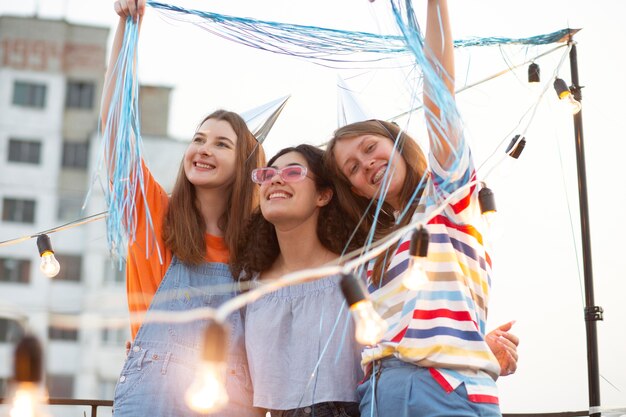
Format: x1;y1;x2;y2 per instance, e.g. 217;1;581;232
0;398;589;417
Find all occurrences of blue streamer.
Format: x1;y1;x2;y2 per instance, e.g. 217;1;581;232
146;1;572;68
96;18;161;264
92;1;574;265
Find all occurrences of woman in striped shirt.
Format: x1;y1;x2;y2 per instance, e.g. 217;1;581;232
324;0;517;416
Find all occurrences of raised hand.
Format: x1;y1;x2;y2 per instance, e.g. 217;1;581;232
113;0;145;20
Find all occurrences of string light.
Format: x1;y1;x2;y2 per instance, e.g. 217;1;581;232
8;334;49;417
340;273;388;345
528;62;540;83
527;62;541;98
478;183;497;227
36;235;60;278
0;24;576;394
553;78;582;114
185;320;229;413
402;226;430;290
506;134;526;159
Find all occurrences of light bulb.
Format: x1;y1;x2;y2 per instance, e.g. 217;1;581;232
560;92;582;115
403;227;429;290
340;273;388;345
351;300;388;345
36;235;60;278
553;78;582;115
478;185;498;236
526;63;541;100
403;257;428;290
39;252;60;278
185;320;229;413
505;135;526;160
8;382;49;417
185;361;229;413
10;335;48;417
478;186;496;217
481;210;497;228
528;63;540;84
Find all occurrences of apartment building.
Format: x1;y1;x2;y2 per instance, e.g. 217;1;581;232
0;14;183;410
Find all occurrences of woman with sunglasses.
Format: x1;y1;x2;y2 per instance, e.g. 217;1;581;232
232;145;363;417
323;1;518;416
103;1;265;416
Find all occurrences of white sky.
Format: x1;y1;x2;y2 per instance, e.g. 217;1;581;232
1;0;625;413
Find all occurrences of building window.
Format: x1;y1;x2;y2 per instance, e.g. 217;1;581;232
12;81;47;108
54;254;82;282
2;198;36;223
103;259;125;285
57;196;83;222
8;139;41;164
101;326;129;346
47;374;74;398
66;81;95;110
61;141;89;169
48;325;79;342
0;257;31;284
0;318;25;343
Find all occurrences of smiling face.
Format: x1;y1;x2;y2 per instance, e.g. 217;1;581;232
183;118;238;190
259;151;331;227
332;134;407;210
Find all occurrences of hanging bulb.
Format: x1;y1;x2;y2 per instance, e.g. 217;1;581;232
560;92;582;115
36;235;60;278
185;362;228;413
340;273;388;345
553;78;582;114
9;383;49;417
403;226;430;290
496;134;527;179
8;335;49;417
185;321;229;413
478;184;497;227
528;63;540;84
505;135;526;160
527;62;541;98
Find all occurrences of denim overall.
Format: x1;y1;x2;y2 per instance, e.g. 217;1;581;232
113;257;262;417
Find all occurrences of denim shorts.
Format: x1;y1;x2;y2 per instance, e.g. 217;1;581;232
270;401;360;417
357;358;501;417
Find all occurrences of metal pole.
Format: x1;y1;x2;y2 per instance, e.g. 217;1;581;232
567;38;602;417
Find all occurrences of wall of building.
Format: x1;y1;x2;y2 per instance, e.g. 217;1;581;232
0;15;185;409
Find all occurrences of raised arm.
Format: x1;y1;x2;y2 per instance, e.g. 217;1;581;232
423;0;459;169
101;0;145;172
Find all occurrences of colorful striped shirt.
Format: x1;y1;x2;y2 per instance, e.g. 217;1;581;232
361;143;500;404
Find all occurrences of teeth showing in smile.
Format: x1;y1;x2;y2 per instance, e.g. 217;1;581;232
195;162;215;169
268;192;292;200
372;166;386;185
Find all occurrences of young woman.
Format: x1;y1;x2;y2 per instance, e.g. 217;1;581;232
324;0;517;416
232;145;363;417
103;1;265;416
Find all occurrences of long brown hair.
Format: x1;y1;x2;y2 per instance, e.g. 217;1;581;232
232;144;360;281
323;119;428;285
163;109;265;266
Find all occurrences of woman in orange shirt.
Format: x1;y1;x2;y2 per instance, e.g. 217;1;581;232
102;1;265;416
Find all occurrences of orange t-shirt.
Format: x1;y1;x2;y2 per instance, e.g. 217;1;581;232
126;163;229;339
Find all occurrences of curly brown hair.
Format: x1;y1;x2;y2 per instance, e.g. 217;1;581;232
232;144;361;281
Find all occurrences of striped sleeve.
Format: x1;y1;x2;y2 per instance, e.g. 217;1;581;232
427;139;478;222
